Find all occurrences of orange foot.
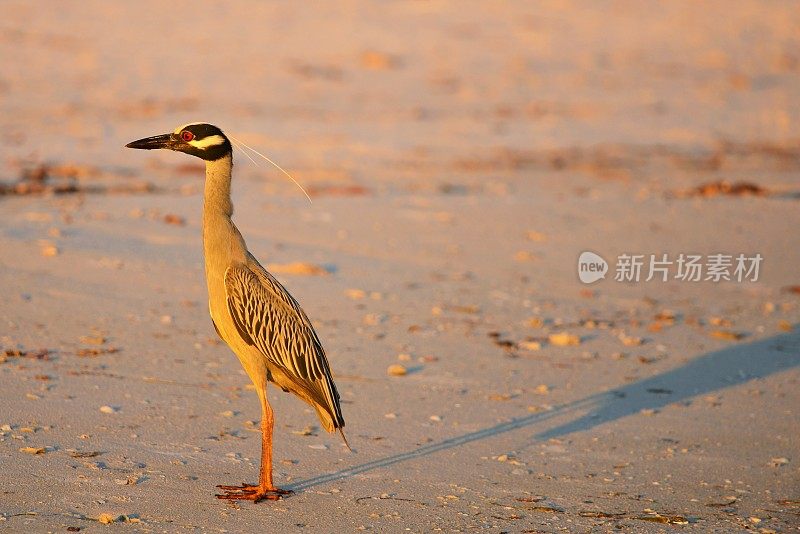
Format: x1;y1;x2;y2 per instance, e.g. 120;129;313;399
215;483;293;502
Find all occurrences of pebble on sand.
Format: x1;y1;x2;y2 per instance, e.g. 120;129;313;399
19;446;46;455
40;244;59;257
548;332;580;346
387;364;407;376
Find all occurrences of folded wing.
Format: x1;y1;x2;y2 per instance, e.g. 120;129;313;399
224;261;345;432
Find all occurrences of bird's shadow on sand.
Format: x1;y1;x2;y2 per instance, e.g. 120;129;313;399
288;329;799;492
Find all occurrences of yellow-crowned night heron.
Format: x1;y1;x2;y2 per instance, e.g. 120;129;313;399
126;123;347;502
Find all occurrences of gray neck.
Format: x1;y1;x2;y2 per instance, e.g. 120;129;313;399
203;154;234;217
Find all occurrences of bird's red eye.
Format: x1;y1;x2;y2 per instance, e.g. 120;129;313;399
181;131;194;142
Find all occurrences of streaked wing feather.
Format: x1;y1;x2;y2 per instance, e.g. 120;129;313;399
224;262;343;427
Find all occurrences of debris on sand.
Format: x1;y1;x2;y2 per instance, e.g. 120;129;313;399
709;330;747;341
0;162;155;197
673;180;769;198
266;262;332;276
79;335;106;345
96;513;140;524
487;331;517;352
19;446;47;455
360;50;402;70
1;348;53;363
163;213;186;226
40;243;59;257
387;364;408;376
548;332;581;346
76;347;120;357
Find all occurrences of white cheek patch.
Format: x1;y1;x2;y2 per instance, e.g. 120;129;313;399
188;134;227;149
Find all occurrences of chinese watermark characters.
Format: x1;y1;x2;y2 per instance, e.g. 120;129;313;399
578;252;762;284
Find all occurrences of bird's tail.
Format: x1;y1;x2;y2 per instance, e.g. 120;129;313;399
317;407;352;451
313;402;351;452
338;428;352;452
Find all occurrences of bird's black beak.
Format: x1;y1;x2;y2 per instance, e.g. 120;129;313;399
125;133;175;150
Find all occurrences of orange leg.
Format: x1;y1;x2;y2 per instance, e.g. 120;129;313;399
216;392;293;502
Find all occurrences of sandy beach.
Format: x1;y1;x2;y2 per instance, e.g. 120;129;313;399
1;2;799;532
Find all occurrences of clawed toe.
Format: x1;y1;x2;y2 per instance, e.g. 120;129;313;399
216;483;258;492
215;483;293;502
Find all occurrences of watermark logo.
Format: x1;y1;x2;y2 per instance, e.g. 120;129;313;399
577;251;609;284
579;252;762;284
